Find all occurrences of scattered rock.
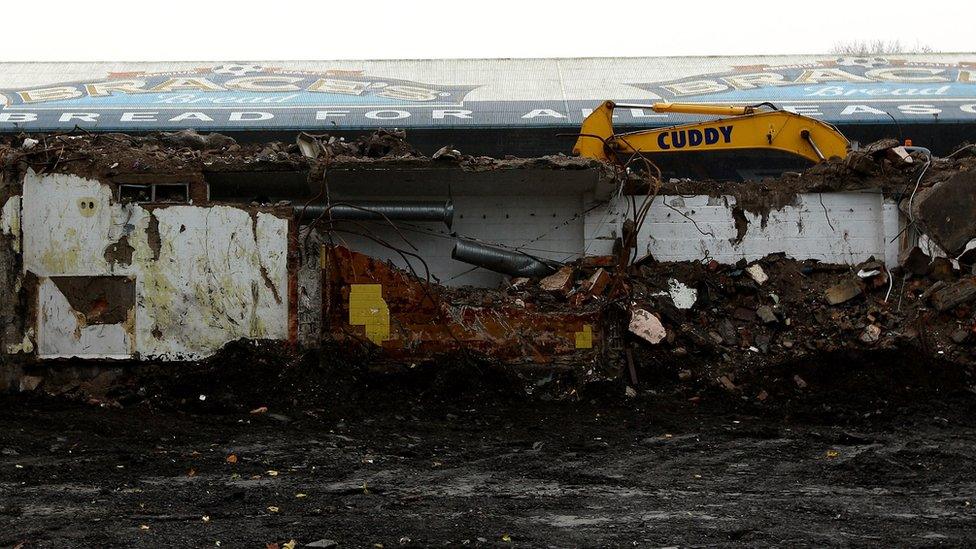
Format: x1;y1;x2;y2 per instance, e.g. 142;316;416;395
733;307;756;322
306;540;338;548
756;306;777;324
745;264;768;285
860;324;882;344
755;333;771;353
18;375;43;392
717;319;737;345
793;375;808;389
718;375;738;392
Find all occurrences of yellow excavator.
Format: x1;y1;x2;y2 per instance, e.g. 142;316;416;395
573;100;850;165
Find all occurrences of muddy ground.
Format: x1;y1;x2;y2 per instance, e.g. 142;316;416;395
3;353;976;548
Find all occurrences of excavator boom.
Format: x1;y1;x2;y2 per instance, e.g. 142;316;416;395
573;100;850;165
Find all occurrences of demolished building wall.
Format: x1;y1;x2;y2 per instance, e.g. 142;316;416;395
633;192;901;266
8;169;295;361
2;130;976;381
327;194;587;287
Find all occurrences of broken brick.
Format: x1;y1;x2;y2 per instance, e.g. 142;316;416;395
539;266;575;295
825;278;863;305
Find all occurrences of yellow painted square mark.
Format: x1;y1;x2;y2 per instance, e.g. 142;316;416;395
575;324;593;349
349;284;390;345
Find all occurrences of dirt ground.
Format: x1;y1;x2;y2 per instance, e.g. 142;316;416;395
3;353;976;549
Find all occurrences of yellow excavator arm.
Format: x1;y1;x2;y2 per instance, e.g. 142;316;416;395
573;100;850;164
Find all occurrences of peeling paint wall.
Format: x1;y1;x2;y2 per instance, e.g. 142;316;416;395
334;190;904;289
37;277;134;359
1;195;23;353
1;196;21;253
19;170;291;360
584;191;902;267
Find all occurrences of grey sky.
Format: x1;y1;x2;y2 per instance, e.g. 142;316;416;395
1;0;970;61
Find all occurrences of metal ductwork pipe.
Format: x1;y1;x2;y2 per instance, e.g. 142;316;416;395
451;239;559;278
296;200;454;228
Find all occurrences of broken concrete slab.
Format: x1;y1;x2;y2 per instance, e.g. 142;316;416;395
667;279;698;309
539;266;574;295
930;277;976;312
909;170;976;257
825;278;863;305
886;146;914;166
629;309;666;345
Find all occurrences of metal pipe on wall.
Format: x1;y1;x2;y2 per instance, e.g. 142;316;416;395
296;200;454;228
451;239;559;278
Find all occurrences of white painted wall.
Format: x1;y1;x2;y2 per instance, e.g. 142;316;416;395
36;277;133;359
333;190;903;287
330;194;588;287
19;170;290;360
633;192;901;265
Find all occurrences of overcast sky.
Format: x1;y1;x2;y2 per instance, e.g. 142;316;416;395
1;0;970;61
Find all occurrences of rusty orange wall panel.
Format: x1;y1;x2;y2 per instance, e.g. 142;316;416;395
321;246;603;364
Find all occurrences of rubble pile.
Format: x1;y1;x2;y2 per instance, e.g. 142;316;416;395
654;139;976;218
5;130;976;406
464;246;976;400
0;129;604;187
0;130;307;181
